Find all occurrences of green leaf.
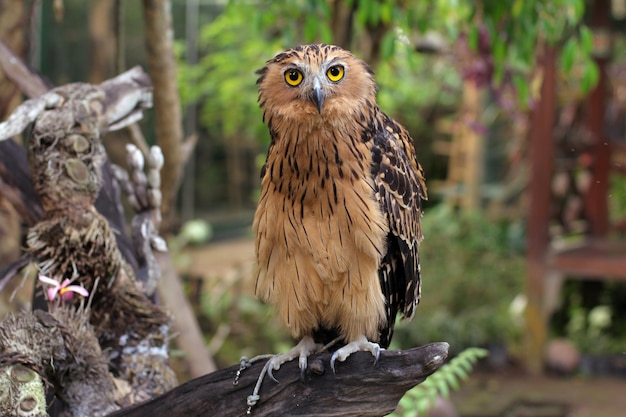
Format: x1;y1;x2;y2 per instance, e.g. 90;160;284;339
369;0;381;25
467;26;479;52
398;394;413;409
572;0;585;20
445;19;459;40
437;377;451;398
380;0;393;24
580;26;593;54
560;37;576;74
492;37;506;66
513;74;529;106
512;0;523;17
581;59;599;93
447;372;460;390
414;396;435;414
319;23;333;44
457;357;473;373
304;15;318;42
381;32;396;61
357;0;372;26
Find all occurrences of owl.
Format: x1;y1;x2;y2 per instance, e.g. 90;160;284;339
253;43;427;385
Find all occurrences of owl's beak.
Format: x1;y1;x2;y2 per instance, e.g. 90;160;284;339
309;85;325;114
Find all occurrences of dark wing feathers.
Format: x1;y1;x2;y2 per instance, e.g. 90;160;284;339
371;112;427;348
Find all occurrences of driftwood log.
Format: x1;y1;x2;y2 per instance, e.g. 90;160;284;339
109;343;449;417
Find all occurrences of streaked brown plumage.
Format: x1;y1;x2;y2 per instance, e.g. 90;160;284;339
253;44;427;372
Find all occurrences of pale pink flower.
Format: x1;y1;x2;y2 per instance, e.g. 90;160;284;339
38;275;89;301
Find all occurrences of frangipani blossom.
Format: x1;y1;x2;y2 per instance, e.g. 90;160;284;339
38;275;89;301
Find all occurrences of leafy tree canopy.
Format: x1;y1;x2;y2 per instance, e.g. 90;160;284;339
179;0;593;150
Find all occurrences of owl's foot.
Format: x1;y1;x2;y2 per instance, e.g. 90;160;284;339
330;335;382;373
266;335;323;382
241;336;323;414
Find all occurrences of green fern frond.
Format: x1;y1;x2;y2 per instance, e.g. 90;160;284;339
391;347;488;417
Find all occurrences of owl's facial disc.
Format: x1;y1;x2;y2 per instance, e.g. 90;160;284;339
308;77;325;114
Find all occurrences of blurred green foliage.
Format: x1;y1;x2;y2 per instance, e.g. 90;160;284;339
609;173;626;225
392;347;489;417
177;6;280;144
391;204;526;355
178;0;594;142
552;280;626;355
176;0;595;211
198;282;292;365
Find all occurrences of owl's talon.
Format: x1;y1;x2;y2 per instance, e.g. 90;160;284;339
330;335;381;374
374;344;385;366
330;354;339;374
266;363;279;383
244;336;322;413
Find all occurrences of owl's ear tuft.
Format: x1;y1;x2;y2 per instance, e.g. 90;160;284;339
256;66;269;85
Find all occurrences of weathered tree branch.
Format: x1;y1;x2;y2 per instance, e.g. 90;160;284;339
107;343;449;417
0;39;50;99
0;308;122;417
155;250;217;376
0;66;152;142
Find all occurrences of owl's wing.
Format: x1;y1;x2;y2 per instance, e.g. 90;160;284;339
370;113;427;347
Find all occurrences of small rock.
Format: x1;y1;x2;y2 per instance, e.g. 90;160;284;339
545;338;580;375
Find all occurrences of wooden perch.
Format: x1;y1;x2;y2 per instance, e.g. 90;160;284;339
108;342;449;417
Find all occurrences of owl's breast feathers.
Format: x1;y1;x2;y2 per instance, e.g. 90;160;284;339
253;103;426;347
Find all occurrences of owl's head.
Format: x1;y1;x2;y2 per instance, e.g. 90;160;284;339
257;44;377;126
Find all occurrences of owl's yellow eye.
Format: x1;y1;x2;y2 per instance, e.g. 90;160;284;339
326;65;344;82
284;69;304;86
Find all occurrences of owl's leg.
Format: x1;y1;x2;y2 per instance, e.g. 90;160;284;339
266;335;323;381
243;335;323;413
330;335;382;373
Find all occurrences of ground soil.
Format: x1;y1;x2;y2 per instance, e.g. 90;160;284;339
451;370;626;417
186;238;626;417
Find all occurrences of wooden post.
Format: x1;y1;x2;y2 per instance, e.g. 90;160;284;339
442;79;484;209
524;45;557;374
584;0;611;236
462;80;484;209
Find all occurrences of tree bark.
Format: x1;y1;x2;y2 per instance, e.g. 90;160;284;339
108;342;449;417
0;0;26;113
156;250;217;376
142;0;185;223
330;1;355;51
89;0;115;84
0;2;34;314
